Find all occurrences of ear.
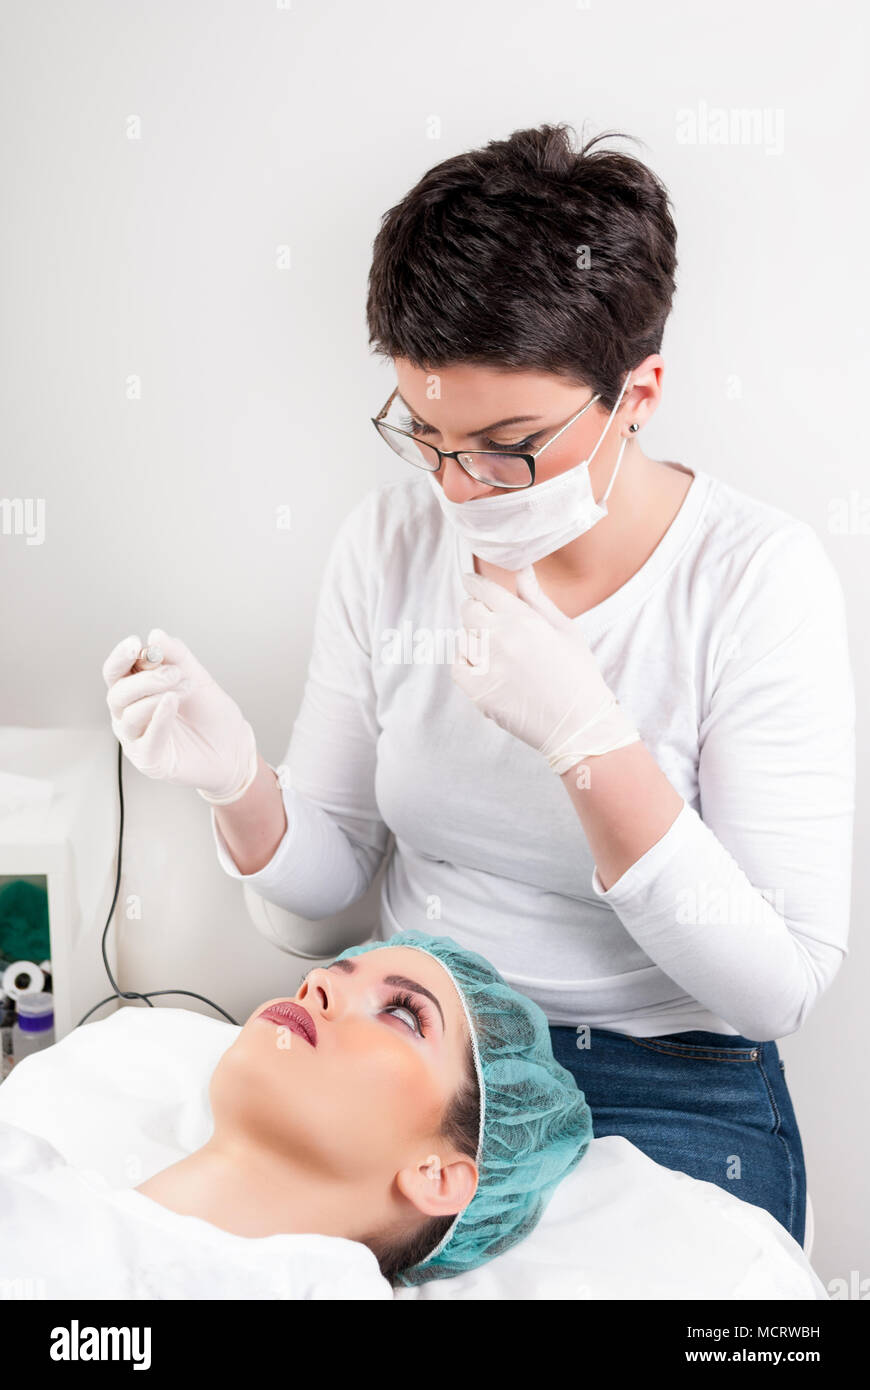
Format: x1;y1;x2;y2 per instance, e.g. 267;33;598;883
395;1152;479;1221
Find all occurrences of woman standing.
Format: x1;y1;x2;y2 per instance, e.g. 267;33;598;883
104;124;855;1250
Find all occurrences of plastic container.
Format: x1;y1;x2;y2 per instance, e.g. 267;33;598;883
0;988;15;1081
11;990;54;1066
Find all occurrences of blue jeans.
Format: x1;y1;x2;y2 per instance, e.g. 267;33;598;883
548;1026;807;1247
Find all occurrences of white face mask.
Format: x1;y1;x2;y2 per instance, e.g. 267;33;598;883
428;370;634;570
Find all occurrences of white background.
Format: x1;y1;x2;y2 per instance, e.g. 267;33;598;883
0;0;867;1292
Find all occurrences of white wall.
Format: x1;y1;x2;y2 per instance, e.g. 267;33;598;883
0;0;866;1292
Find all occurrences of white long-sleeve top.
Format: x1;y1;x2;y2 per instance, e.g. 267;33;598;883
210;465;856;1041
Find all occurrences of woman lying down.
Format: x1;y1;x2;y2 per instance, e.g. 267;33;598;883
0;930;592;1298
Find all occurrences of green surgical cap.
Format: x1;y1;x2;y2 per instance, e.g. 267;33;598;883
332;928;593;1287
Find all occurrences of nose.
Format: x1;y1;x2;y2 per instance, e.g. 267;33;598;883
297;967;334;1018
439;455;498;504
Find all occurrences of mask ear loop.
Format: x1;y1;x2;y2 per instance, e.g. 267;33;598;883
590;371;634;507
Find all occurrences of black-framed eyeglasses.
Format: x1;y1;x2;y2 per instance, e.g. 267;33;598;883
371;385;601;490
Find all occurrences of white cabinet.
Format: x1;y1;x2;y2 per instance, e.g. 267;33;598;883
0;727;120;1042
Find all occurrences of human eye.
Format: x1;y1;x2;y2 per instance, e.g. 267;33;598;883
482;433;538;453
400;412;539;452
383;990;430;1037
399;412;434;437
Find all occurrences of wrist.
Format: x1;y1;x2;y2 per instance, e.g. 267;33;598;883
541;698;640;775
196;727;260;805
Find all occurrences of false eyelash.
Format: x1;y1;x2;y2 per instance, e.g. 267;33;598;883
385;989;430;1037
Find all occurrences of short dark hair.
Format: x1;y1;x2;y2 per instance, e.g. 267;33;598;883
366;122;678;412
366;1028;480;1287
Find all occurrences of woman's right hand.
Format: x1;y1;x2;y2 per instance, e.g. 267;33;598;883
102;627;259;803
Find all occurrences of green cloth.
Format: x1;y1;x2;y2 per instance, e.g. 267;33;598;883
0;880;50;969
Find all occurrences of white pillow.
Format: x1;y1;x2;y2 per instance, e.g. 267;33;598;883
0;1007;827;1299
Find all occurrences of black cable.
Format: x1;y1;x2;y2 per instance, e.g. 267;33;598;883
75;742;239;1027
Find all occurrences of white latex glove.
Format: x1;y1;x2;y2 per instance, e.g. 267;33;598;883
102;627;259;804
452;567;640;774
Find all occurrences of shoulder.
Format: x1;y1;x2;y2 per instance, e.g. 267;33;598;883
691;470;844;614
691;472;850;690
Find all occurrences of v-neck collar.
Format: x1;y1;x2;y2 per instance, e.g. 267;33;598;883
453;463;714;640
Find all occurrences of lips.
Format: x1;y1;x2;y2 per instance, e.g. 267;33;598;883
257;1000;317;1047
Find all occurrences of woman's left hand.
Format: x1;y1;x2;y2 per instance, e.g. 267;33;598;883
452;566;641;774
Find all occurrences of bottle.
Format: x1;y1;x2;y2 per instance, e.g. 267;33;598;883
0;989;15;1081
11;991;54;1066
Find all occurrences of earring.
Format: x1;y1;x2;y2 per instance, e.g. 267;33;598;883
628;422;640;433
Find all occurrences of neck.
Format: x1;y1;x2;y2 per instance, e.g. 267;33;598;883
135;1134;390;1245
482;443;660;589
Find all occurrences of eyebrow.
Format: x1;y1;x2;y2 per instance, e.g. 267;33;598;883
396;391;543;439
326;957;445;1031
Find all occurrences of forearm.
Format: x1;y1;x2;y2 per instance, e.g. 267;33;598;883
212;755;288;875
561;745;846;1038
560;740;684;891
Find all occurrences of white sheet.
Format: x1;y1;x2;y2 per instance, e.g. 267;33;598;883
0;1120;391;1299
0;1006;828;1300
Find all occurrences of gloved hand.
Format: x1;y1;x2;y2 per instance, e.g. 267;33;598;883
102;627;259;804
452;567;640;774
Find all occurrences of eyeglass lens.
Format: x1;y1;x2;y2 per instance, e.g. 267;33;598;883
374;422;532;488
